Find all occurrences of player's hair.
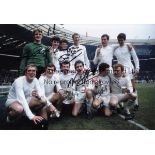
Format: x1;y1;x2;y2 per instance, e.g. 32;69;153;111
101;34;109;40
113;64;124;72
32;29;43;36
51;36;61;43
61;60;70;67
117;33;126;40
74;60;84;68
24;64;37;74
45;63;56;71
72;33;80;39
60;39;69;45
98;63;109;72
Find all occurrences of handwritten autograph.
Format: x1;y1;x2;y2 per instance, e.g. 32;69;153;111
58;47;83;64
66;69;98;88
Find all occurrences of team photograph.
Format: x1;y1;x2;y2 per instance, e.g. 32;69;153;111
0;24;155;130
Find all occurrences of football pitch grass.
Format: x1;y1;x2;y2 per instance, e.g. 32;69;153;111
0;83;155;130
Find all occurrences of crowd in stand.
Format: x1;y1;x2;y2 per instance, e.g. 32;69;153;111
0;69;18;85
137;71;155;83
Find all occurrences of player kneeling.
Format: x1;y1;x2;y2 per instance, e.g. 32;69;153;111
92;63;117;117
110;64;137;120
71;60;94;118
39;64;65;119
5;64;49;128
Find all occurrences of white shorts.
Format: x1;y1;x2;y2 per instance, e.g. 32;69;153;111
111;94;126;103
124;66;134;80
96;95;110;107
74;91;86;104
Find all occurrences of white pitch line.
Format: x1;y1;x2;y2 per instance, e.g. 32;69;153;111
118;114;149;130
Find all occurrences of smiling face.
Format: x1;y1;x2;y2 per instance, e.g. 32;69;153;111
75;63;84;74
62;63;70;74
25;66;37;82
45;66;55;78
60;42;68;50
33;31;43;43
113;66;123;77
52;40;60;49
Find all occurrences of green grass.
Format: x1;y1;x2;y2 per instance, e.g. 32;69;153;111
134;83;155;129
48;83;155;130
49;115;140;130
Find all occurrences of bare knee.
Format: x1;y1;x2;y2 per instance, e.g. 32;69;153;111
39;99;47;106
110;100;118;107
93;102;99;109
72;103;81;117
51;93;62;103
110;96;118;107
15;105;24;113
104;108;112;117
72;111;78;117
9;104;23;116
93;99;100;109
72;106;79;117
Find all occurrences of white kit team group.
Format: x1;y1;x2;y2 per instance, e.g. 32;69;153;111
5;29;140;125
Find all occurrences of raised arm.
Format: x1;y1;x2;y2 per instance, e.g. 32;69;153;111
93;48;101;65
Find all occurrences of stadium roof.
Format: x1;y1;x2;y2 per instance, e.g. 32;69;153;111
0;24;155;53
19;24;155;45
19;24;101;46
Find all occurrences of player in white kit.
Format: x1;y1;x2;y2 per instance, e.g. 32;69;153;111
68;33;90;72
92;63;117;117
39;63;64;117
93;34;115;72
59;61;75;105
93;34;133;74
59;39;70;70
114;33;139;110
110;64;137;119
72;60;94;117
58;61;76;116
49;36;61;72
5;64;47;124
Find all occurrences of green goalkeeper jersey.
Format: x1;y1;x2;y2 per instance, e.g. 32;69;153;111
19;42;52;75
